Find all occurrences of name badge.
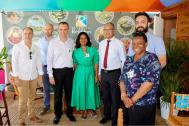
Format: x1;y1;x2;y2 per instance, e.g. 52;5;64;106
85;53;90;57
126;69;135;79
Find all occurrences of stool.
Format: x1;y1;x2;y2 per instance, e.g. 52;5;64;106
0;84;11;126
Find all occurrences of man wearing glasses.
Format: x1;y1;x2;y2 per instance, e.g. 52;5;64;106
98;23;126;125
12;27;43;125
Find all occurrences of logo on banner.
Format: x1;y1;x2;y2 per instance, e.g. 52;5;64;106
76;15;88;28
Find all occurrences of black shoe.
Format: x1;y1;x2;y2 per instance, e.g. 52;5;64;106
99;117;110;124
66;113;76;122
53;116;60;124
68;115;76;122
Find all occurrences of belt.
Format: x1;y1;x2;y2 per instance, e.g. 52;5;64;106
53;67;73;70
43;65;47;67
62;67;73;70
102;68;121;73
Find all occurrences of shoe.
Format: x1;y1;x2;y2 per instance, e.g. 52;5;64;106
81;111;87;120
53;116;60;124
99;117;110;124
81;114;87;120
18;121;25;125
91;111;97;118
66;113;76;122
68;115;76;121
92;114;97;118
30;116;43;123
40;107;50;115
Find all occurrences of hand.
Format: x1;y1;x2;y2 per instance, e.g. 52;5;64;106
121;92;127;101
38;75;43;86
125;98;134;108
95;74;99;82
98;74;101;82
49;77;55;85
121;94;134;108
14;77;20;86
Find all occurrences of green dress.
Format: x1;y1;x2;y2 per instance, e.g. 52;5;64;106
71;46;101;111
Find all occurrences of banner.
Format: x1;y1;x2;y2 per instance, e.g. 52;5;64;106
2;11;156;55
0;0;184;12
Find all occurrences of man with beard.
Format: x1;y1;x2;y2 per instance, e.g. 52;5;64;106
128;12;166;68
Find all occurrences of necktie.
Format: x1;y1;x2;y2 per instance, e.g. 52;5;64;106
103;40;111;69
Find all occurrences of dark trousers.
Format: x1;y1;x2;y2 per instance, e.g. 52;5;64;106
42;66;51;109
123;104;156;125
53;68;74;118
101;69;121;125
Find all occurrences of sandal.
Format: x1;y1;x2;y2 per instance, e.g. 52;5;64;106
30;116;43;123
81;111;87;119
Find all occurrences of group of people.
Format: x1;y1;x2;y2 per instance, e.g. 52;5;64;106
11;12;166;126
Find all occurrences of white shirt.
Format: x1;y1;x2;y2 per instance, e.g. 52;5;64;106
39;37;53;65
47;37;74;77
99;37;126;74
12;41;43;80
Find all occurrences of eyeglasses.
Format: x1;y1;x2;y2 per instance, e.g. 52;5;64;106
29;51;32;60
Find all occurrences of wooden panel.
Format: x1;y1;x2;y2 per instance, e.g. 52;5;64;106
176;11;189;41
167;116;189;126
161;1;189;41
161;1;189;18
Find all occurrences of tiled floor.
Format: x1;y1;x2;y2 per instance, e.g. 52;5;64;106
4;91;167;126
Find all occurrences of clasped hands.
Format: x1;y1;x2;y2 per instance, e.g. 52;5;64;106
121;92;135;108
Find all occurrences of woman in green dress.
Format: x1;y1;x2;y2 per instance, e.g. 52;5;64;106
71;32;101;119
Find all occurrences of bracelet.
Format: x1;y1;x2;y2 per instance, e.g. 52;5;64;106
121;90;126;93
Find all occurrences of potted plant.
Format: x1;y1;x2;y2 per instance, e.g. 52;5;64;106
159;40;189;119
160;71;182;119
0;47;9;84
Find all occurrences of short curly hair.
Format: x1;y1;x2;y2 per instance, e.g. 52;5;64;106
132;32;148;43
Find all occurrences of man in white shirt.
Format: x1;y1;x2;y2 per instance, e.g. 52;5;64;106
39;23;54;115
98;23;126;125
12;27;43;125
47;22;76;124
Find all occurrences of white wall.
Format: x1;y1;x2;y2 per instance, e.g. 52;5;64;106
0;12;4;50
153;15;164;38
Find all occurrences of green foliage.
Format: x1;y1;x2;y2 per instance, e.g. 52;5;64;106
160;40;189;103
0;47;9;70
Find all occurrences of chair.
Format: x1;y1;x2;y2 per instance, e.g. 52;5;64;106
0;84;11;126
34;82;43;100
167;92;189;126
117;108;123;126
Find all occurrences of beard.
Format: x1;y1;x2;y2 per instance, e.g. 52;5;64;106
136;26;148;33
